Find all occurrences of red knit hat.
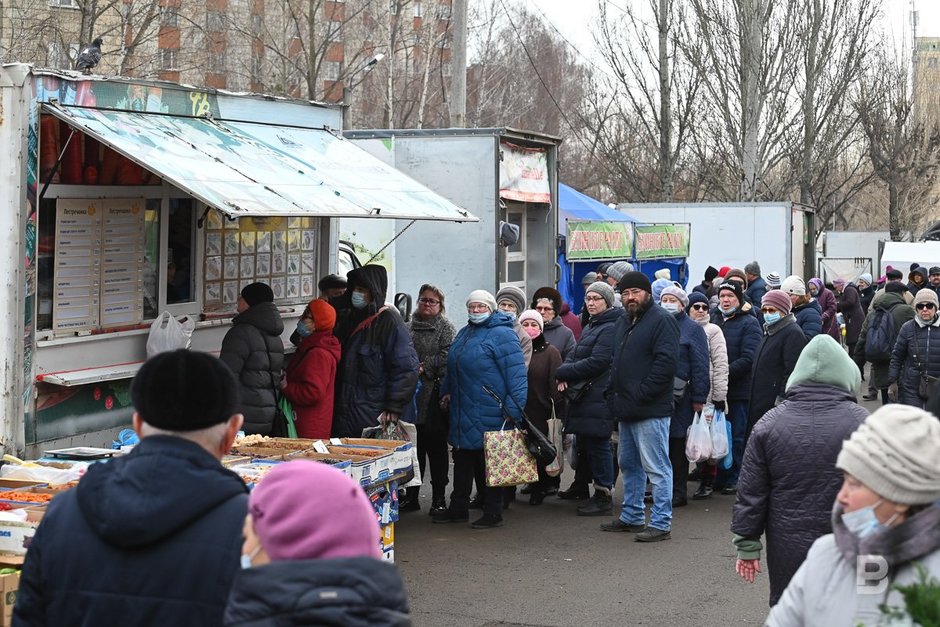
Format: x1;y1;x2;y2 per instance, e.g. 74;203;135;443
718;266;731;278
306;299;336;332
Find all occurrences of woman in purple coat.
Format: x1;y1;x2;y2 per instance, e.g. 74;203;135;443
808;278;839;343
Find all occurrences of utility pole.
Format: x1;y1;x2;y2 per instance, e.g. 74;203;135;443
449;0;467;128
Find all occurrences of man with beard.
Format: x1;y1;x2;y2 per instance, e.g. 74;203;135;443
601;271;679;542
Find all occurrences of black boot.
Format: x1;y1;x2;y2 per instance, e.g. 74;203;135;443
400;489;420;512
557;483;590;500
576;487;612;516
428;488;447;516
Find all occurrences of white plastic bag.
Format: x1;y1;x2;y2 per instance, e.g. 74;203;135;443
710;409;730;460
685;412;713;463
146;312;195;358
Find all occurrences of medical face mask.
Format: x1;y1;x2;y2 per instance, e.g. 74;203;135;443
719;304;737;315
240;545;261;570
841;501;899;540
661;302;679;313
763;312;782;326
523;325;541;338
350;291;368;309
295;320;313;338
468;312;490;325
501;310;517;321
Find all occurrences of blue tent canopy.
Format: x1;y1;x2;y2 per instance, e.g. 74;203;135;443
557;184;637;234
556;184;687;313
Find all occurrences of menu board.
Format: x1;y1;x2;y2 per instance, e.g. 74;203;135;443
203;210;318;310
52;198;146;334
53;199;102;332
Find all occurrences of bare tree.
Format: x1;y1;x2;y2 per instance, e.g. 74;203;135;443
594;0;702;201
857;52;940;241
684;0;801;201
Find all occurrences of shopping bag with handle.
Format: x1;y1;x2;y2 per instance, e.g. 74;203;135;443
685;412;713;463
710;409;729;460
483;421;538;487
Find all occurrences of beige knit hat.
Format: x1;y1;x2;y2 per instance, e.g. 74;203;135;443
913;288;939;308
836;405;940;505
781;275;806;296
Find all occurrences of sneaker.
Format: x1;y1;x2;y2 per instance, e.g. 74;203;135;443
431;509;469;524
721;485;737;496
862;392;878;401
635;528;671;542
600;519;646;533
577;492;612;517
557;485;590;500
471;514;504;529
544;485;559;497
692;484;713;500
399;498;421;512
428;497;447;516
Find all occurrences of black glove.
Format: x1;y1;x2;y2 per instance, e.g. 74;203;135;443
713;400;726;412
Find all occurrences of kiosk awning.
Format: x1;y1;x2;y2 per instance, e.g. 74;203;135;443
43;104;477;222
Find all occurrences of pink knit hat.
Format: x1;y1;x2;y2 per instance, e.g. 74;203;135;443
762;289;793;316
249;461;380;561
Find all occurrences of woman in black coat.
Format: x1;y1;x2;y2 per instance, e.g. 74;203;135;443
834;278;864;360
555;281;622;516
732;334;867;606
746;291;807;437
888;288;940;409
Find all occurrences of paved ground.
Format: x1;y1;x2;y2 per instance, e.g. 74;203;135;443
396;395;883;626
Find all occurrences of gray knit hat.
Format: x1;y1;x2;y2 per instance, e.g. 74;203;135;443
496;285;526;313
585;281;615;308
836;405;940;505
606;261;634;282
659;284;689;308
466;289;497;313
581;271;597;287
766;272;781;289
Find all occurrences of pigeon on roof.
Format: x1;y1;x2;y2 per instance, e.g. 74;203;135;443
76;37;103;74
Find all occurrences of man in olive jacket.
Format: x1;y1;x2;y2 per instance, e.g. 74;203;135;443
602;271;679;542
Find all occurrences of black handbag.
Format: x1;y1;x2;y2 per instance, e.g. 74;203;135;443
561;378;594;403
522;417;558;467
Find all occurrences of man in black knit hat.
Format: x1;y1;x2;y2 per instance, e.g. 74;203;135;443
16;350;249;627
601;271;679;542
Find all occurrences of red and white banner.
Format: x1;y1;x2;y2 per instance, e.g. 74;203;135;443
499;141;551;204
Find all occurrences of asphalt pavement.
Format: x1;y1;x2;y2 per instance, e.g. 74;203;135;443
396;394;883;627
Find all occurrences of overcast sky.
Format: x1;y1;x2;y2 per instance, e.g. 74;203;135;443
524;0;940;62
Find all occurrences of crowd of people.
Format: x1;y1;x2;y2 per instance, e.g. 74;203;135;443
11;258;940;625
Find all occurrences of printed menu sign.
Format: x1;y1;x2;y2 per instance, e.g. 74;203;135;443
53;198;146;334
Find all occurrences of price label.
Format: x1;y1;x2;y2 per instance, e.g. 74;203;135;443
312;440;330;454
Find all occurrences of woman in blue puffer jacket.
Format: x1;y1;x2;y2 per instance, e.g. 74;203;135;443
434;290;528;530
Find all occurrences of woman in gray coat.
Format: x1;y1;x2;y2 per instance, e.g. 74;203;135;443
732;335;867;606
766;405;940;626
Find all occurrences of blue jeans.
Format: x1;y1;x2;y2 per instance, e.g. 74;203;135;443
716;401;748;488
582;435;614;490
618;417;672;531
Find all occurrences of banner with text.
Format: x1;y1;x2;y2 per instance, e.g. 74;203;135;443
635;224;690;259
566;221;633;260
498;142;551;204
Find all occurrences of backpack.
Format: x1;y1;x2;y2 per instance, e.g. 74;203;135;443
865;306;897;363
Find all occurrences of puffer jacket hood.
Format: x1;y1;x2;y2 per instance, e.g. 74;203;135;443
77;436;248;548
224;557;411;627
344;265;389;313
233;301;285;336
787;334;860;394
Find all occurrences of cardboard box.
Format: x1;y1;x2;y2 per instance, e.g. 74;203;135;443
0;480;47;491
0;570;19;627
0;510;43;556
339;439;413;476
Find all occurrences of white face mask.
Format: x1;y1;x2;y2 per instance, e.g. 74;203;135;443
661;302;679;313
240;545;261;570
841;501;899;540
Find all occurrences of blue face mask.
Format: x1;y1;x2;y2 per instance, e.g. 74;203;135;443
661;302;679;313
841;501;898;540
719;304;737;315
501;310;517;321
468;312;490;325
351;291;368;309
295;320;312;338
240;546;261;570
763;312;782;326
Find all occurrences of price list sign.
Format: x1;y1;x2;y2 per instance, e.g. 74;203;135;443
53;198;146;334
53;200;102;332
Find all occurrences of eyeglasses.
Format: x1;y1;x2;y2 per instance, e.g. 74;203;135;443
418;297;441;305
584;296;605;302
535;306;554;312
916;303;936;310
760;307;779;314
690;304;709;311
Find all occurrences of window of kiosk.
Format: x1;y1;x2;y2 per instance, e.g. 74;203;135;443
200;210;320;312
37;193;196;338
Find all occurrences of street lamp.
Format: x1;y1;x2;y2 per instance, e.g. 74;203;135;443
342;53;385;130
